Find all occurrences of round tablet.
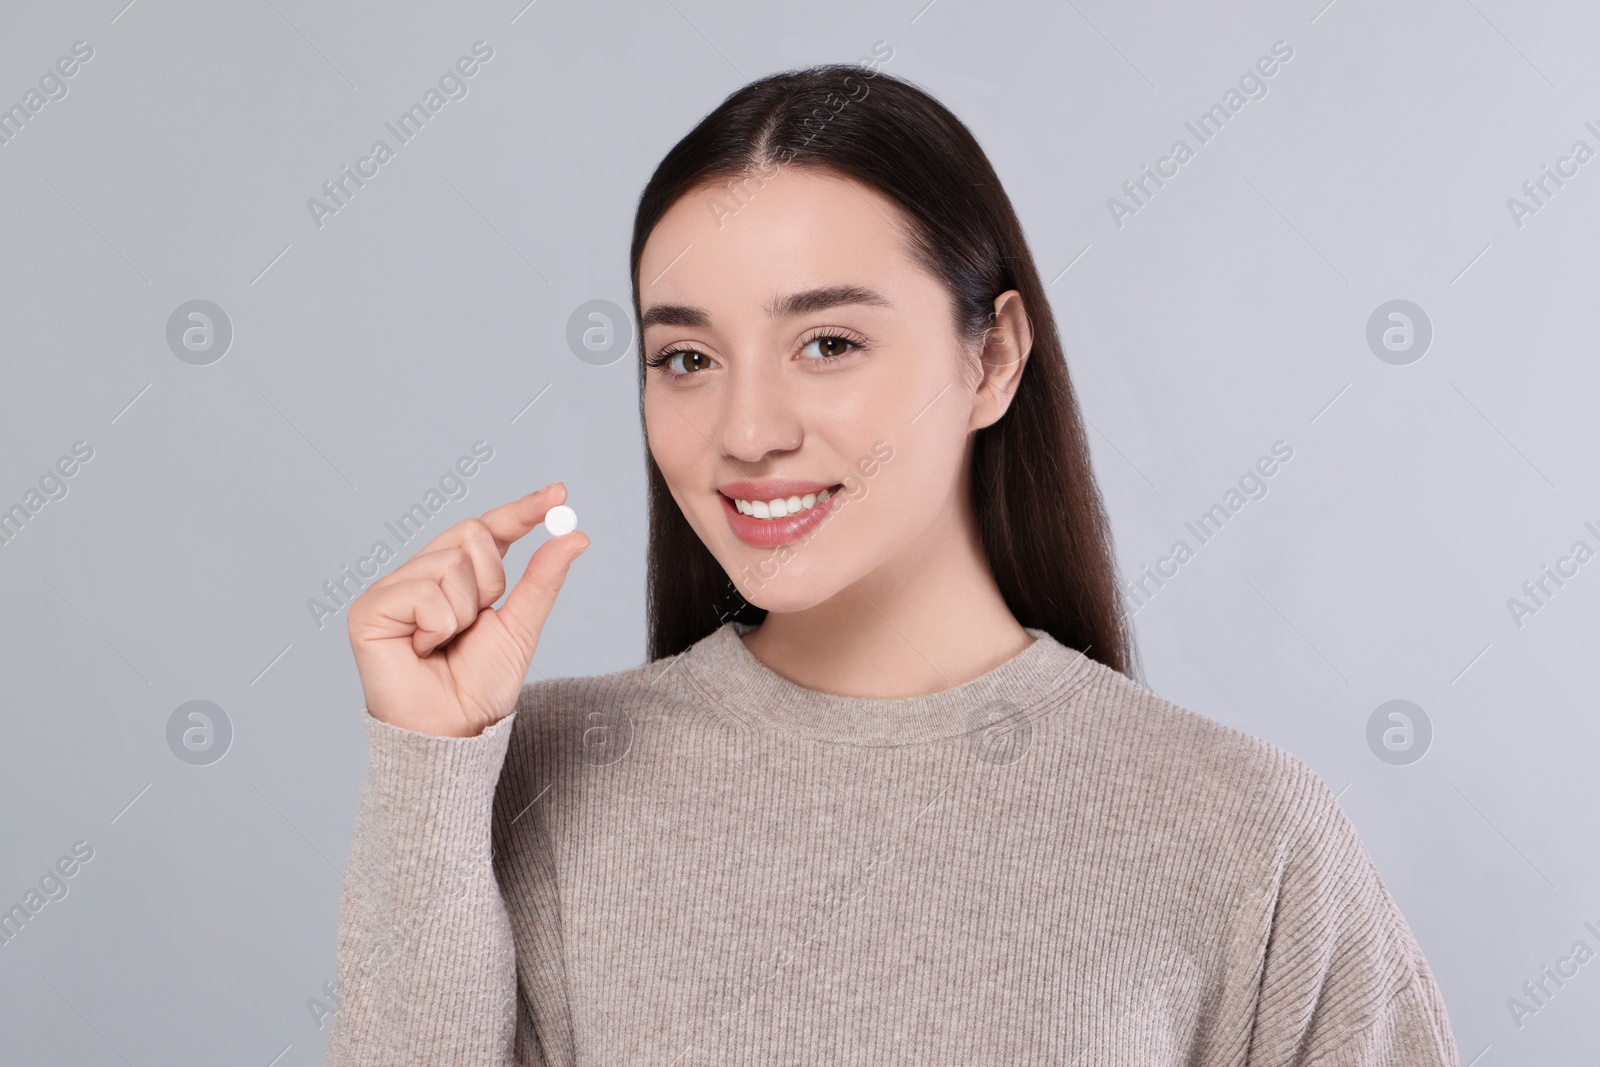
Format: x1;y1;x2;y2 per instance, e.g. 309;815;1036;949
543;504;577;536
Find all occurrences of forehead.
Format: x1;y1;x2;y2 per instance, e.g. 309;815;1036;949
639;167;923;319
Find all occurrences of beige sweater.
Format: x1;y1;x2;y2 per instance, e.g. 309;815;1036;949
324;621;1460;1065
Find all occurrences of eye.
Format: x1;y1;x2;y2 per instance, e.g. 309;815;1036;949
799;331;867;362
646;345;716;377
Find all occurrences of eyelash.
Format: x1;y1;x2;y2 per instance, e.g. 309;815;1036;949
645;329;870;377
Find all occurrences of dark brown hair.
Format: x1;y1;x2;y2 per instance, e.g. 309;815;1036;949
630;62;1137;680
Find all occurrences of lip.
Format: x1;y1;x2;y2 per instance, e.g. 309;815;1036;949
717;480;844;549
718;478;836;500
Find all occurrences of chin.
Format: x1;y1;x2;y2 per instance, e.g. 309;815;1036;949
710;539;857;614
736;580;840;615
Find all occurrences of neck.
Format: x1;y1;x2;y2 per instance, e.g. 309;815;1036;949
740;487;1031;700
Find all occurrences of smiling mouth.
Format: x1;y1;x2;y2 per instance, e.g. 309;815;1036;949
721;483;845;520
716;482;846;549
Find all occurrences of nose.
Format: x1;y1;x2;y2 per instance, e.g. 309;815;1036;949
713;353;802;465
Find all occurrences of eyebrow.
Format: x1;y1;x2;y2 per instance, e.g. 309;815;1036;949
638;284;894;332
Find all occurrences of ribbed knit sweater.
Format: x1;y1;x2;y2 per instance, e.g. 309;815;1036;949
324;621;1461;1065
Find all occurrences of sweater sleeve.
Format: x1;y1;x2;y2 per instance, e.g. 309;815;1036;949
324;706;538;1066
1242;775;1461;1067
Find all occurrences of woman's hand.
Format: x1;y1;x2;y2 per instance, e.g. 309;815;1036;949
347;483;590;737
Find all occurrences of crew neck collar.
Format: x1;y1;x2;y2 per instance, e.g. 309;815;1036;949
679;620;1096;747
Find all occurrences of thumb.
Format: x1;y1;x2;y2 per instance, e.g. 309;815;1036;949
495;531;589;658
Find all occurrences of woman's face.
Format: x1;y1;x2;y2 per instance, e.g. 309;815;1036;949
639;165;1022;613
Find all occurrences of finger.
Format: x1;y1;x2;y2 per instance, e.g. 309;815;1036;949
423;548;481;635
368;534;506;612
478;482;569;555
493;529;590;658
411;483;568;561
352;579;461;657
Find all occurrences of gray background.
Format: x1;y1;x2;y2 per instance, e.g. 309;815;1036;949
1;0;1595;1062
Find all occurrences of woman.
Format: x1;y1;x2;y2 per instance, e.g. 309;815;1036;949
325;64;1460;1065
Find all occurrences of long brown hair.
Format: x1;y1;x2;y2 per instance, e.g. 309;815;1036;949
630;63;1137;680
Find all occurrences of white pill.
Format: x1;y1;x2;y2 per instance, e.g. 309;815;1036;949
543;504;577;536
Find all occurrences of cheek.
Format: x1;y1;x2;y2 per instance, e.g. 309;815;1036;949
811;354;968;528
644;395;723;533
644;395;694;478
789;461;943;598
849;409;964;523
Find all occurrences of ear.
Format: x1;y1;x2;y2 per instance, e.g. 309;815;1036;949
967;289;1033;432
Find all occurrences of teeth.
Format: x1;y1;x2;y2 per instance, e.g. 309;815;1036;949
733;487;832;520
